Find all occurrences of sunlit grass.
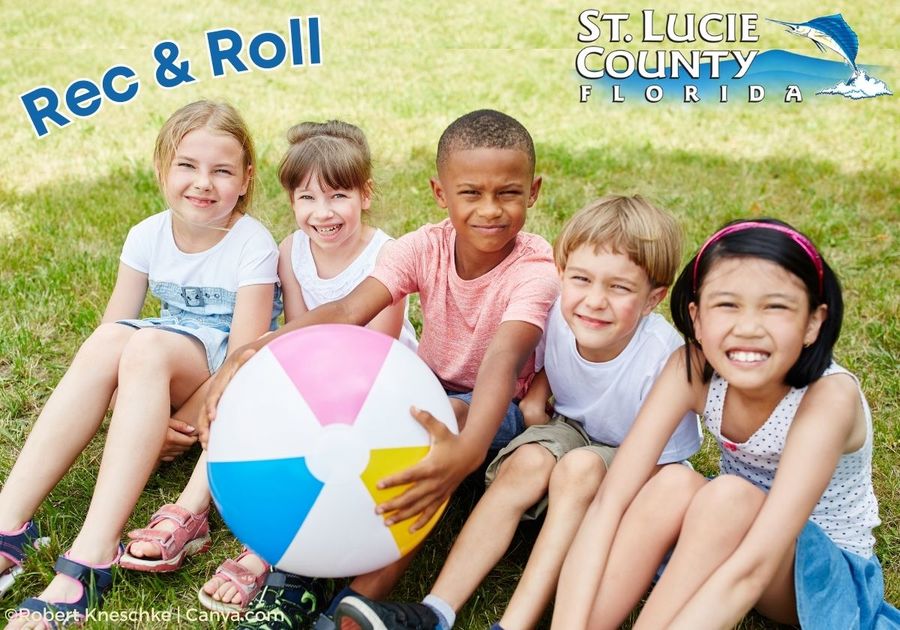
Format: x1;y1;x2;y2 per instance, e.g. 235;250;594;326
1;1;897;627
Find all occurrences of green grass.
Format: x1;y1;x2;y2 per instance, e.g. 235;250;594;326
1;1;898;627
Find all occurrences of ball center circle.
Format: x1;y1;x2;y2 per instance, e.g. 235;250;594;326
306;425;370;483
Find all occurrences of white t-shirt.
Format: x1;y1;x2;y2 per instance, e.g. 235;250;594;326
540;301;701;464
120;210;281;330
290;228;418;351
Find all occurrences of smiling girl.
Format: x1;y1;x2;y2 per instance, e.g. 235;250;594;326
1;100;280;627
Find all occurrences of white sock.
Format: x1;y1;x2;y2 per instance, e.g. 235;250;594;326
422;593;456;629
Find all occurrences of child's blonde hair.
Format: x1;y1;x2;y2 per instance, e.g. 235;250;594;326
153;100;256;215
278;121;372;199
554;194;683;288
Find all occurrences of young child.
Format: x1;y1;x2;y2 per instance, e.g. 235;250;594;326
201;109;560;629
120;120;417;615
334;195;703;630
553;219;900;629
0;100;280;626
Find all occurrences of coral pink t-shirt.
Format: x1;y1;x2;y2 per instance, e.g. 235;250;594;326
371;219;559;399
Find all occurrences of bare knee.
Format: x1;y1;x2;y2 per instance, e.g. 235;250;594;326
119;329;178;375
548;449;606;504
620;464;707;529
648;464;706;504
76;323;133;362
684;475;765;538
493;444;555;506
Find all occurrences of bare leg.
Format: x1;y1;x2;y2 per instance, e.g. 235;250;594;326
500;449;607;629
128;383;213;558
429;443;555;612
633;475;777;629
129;380;269;605
588;465;707;630
8;329;209;626
0;324;135;571
350;551;418;600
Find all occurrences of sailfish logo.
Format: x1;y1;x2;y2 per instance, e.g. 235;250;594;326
767;14;891;99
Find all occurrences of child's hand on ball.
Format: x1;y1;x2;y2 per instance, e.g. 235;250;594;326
376;406;469;532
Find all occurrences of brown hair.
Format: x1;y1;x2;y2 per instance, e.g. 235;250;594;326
153;100;255;215
278;121;372;198
554;194;683;288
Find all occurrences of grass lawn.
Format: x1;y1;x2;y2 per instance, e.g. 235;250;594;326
1;1;897;628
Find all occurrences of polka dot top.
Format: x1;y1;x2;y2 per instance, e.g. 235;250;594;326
703;363;880;558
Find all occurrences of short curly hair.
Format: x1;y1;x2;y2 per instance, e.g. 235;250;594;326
436;109;535;174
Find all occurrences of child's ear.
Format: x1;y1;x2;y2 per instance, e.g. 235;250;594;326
430;177;448;209
642;285;668;316
688;301;701;343
361;178;373;211
804;304;828;347
240;164;253;196
528;176;543;207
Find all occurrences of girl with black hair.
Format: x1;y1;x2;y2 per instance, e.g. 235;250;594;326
552;219;899;629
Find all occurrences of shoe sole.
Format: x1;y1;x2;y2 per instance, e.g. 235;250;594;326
196;587;246;615
119;534;211;572
0;566;23;598
335;596;389;630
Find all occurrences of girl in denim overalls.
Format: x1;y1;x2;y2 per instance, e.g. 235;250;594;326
1;100;280;627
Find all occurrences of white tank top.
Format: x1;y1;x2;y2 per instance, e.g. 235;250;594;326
703;363;880;557
290;228;418;351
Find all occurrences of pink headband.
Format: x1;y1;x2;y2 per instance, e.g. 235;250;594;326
692;222;824;295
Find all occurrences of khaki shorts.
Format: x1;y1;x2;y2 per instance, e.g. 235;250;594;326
484;416;617;520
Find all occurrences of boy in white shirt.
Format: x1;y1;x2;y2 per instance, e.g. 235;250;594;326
336;195;702;630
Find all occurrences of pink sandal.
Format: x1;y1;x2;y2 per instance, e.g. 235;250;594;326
120;504;210;572
197;548;270;613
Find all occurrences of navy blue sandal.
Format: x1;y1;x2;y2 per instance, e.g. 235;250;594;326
11;546;121;629
0;520;44;598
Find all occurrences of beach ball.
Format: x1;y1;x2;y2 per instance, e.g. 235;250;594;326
207;324;457;578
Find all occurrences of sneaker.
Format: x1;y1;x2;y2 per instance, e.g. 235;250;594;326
237;570;330;630
334;595;440;630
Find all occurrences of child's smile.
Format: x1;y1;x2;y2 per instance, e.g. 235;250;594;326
725;349;770;363
292;175;370;252
560;246;665;363
165;127;249;228
691;257;826;395
431;147;540;279
186;195;216;208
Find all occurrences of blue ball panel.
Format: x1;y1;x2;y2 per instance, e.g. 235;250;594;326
208;458;323;565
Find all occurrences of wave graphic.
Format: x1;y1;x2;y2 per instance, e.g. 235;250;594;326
587;50;891;100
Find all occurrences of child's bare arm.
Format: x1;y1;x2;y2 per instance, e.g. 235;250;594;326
365;298;406;339
278;235;309;323
227;283;277;352
519;368;552;427
100;263;148;323
666;375;860;629
376;319;543;531
200;276;394;444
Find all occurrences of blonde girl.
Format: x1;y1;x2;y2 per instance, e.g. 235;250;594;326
1;100;279;627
